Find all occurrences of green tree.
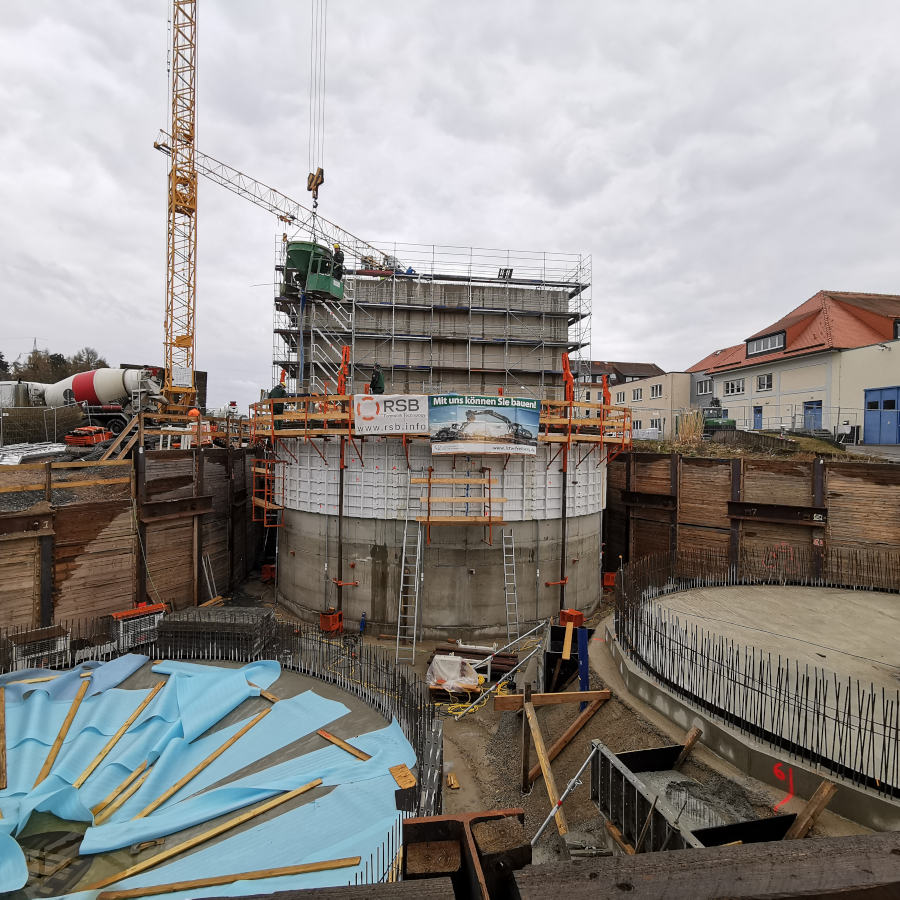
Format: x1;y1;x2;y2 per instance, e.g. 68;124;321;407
69;347;108;372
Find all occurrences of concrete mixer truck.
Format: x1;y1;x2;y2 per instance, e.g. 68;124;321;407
0;367;164;436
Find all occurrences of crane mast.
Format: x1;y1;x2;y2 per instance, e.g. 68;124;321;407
162;0;198;413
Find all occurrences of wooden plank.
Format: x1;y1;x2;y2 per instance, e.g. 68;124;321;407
94;767;152;825
95;857;363;900
527;698;606;785
417;496;508;503
415;516;504;525
494;690;610;711
604;819;635;854
83;778;324;891
523;701;567;836
248;681;280;703
49;477;132;490
140;495;214;523
317;728;371;761
783;780;838;839
521;684;532;792
0;687;5;791
92;762;149;815
73;680;166;788
390;763;417;789
33;676;92;787
673;726;703;770
133;708;271;820
410;477;498;485
561;621;574;660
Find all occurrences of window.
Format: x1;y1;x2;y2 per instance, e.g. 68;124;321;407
633;420;642;430
650;384;662;398
756;373;773;391
724;379;745;395
747;333;785;356
895;320;900;339
885;399;897;410
867;400;879;410
616;391;625;404
632;388;643;401
696;379;712;395
585;390;591;400
650;418;662;430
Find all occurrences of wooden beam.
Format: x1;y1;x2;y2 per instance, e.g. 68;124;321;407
604;819;635;854
73;680;166;788
416;496;508;503
316;728;371;761
0;687;5;791
783;780;838;840
521;684;532;792
523;701;567;836
33;676;92;787
92;762;148;816
494;690;610;711
527;697;606;785
248;681;280;703
561;621;574;661
410;477;498;485
94;767;152;825
389;764;416;789
95;857;362;900
139;495;214;523
134;708;271;820
415;516;504;525
83;778;324;891
673;726;703;770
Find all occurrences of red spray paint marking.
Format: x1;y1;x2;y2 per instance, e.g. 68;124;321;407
773;762;794;811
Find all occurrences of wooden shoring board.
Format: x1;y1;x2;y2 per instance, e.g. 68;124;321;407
415;516;504;525
783;780;838;839
417;496;508;503
33;676;92;787
493;690;610;711
523;701;567;836
83;778;324;891
73;680;167;788
527;697;606;786
561;621;574;660
95;857;362;900
134;708;271;819
316;728;371;761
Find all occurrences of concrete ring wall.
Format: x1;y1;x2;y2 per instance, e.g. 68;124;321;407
276;510;604;639
274;436;606;638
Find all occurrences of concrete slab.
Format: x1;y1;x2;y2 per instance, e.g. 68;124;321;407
658;585;900;696
846;444;900;462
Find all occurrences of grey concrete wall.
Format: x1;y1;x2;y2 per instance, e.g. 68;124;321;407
276;508;603;639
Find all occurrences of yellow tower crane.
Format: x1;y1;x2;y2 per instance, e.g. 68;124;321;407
162;0;198;413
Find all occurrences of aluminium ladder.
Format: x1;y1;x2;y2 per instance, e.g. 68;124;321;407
396;479;423;665
502;529;520;642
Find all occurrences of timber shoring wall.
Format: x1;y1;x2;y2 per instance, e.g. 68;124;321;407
615;549;900;802
607;452;900;572
0;448;261;627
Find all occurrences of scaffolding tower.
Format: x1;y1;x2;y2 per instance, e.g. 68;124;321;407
272;242;591;399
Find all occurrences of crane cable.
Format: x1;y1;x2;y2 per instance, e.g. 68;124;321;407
307;0;328;181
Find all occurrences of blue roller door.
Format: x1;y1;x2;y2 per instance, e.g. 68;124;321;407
864;387;900;445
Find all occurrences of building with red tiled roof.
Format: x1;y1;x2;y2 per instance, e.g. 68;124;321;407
687;291;900;443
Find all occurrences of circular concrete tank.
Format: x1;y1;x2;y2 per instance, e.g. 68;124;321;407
274;435;607;639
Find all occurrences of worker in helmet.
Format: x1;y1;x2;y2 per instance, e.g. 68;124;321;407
370;363;385;395
332;242;345;281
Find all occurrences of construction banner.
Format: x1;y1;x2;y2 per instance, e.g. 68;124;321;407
428;395;539;455
352;394;429;435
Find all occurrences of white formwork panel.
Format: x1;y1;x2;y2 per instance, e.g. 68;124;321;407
282;437;606;520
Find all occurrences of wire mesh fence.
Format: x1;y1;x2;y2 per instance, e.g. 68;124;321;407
0;612;442;884
615;549;900;800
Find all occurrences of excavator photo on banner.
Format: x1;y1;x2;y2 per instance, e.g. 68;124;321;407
428;395;539;456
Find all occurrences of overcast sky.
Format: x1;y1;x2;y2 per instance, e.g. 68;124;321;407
3;1;900;409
